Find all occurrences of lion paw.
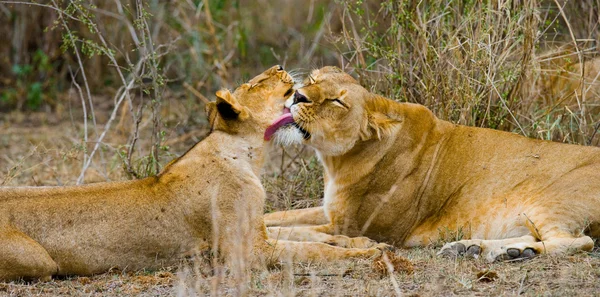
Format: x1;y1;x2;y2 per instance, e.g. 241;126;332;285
487;244;537;262
374;242;396;252
363;243;396;258
438;241;482;259
326;235;380;249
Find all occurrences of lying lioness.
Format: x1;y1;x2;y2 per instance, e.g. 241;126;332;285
264;66;600;262
0;66;385;281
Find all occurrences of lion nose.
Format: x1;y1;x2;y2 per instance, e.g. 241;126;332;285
293;91;310;105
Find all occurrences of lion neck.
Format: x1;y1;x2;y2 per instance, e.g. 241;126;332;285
318;135;398;185
207;130;266;173
164;130;267;178
317;101;456;241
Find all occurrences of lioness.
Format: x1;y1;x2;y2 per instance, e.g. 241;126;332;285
0;66;384;281
264;66;600;262
534;48;600;112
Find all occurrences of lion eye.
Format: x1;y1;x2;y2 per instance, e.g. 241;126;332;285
284;88;294;98
331;98;348;109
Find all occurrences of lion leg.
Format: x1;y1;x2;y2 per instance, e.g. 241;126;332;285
264;238;387;263
0;227;58;281
267;224;384;249
264;207;328;227
267;226;331;242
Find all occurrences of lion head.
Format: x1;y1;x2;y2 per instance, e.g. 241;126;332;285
265;66;402;156
206;65;295;137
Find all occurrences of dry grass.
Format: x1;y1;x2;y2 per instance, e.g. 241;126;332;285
1;102;600;296
1;0;600;296
263;146;324;213
336;0;600;145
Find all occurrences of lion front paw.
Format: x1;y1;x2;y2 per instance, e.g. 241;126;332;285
438;241;482;259
438;240;538;262
487;244;537;262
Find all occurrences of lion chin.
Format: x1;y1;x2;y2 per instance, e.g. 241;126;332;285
273;125;305;146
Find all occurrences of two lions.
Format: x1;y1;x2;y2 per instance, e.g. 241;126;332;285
265;66;600;262
0;66;384;281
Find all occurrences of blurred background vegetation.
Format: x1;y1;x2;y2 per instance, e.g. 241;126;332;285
0;0;342;111
0;0;599;192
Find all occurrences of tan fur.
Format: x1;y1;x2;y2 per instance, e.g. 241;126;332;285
266;66;600;262
531;49;600;113
0;66;386;281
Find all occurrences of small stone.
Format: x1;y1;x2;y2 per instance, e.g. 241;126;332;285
476;270;499;282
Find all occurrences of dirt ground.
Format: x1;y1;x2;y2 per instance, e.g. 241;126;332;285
1;247;599;296
1;103;600;296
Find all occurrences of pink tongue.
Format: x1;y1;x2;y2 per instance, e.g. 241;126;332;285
264;111;294;141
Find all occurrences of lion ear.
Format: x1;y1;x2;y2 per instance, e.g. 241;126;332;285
205;101;217;129
360;96;401;141
338;89;348;101
369;113;399;140
215;89;249;121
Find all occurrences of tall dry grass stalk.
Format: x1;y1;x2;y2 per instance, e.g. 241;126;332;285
335;0;600;146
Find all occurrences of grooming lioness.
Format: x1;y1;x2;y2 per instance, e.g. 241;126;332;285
264;66;600;262
0;66;384;281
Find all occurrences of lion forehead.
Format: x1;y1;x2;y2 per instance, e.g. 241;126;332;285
308;67;357;85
